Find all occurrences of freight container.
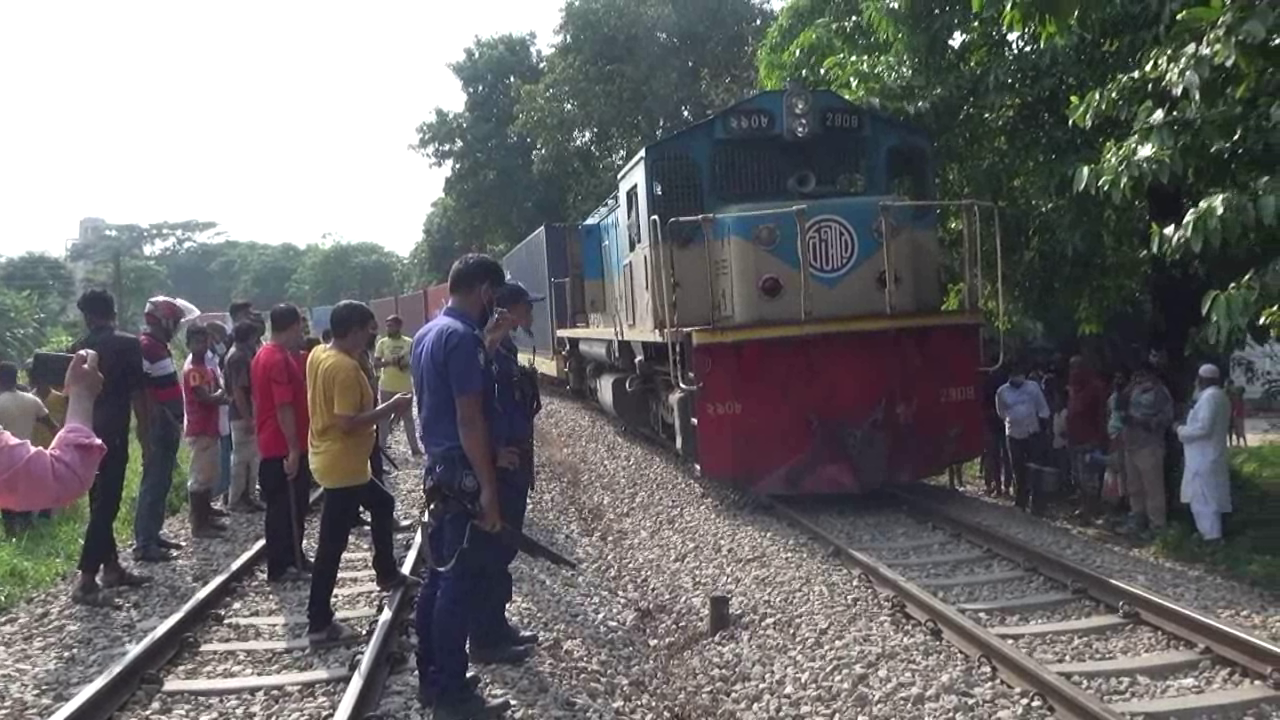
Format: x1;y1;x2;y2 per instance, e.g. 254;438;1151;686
501;225;575;377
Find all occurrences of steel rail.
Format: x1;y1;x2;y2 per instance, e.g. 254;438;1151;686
332;511;428;720
48;488;325;720
768;500;1123;720
894;491;1280;687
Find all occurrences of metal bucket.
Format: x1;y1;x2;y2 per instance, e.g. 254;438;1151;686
1026;463;1061;495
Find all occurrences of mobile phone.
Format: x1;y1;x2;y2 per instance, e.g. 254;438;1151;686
29;352;74;388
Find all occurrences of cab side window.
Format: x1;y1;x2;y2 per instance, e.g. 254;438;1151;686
625;185;640;252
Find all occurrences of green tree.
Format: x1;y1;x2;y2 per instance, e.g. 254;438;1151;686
0;289;46;364
414;34;554;252
1067;0;1279;351
402;199;471;290
287;240;404;307
519;0;775;218
224;242;308;310
0;253;76;323
68;220;219;323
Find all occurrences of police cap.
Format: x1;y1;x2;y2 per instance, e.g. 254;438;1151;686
494;281;546;309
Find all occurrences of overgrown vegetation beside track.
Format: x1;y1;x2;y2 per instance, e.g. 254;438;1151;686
1156;447;1280;592
0;440;190;613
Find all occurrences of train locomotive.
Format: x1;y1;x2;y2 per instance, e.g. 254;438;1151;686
499;86;1001;495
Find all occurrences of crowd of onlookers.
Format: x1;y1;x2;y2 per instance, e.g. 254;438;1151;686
0;259;548;717
0;290;424;611
979;350;1240;543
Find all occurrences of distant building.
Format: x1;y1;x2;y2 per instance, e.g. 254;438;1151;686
1231;339;1280;406
78;217;106;244
66;217;108;289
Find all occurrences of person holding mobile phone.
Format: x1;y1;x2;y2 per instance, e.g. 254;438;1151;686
0;351;106;520
0;361;60;535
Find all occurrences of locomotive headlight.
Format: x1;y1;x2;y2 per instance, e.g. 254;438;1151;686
788;91;811;115
792;117;810;137
759;274;784;300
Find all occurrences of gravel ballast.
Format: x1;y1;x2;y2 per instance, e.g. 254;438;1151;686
0;437;429;720
912;484;1280;645
376;395;1050;719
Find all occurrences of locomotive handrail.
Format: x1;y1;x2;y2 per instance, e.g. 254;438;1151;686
877;205;896;314
651;215;698;392
878;199;1006;371
792;206;811;321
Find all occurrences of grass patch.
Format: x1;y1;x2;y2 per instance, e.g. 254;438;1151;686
1154;445;1280;592
0;437;190;612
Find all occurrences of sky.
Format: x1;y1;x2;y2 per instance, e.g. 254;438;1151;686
0;1;564;259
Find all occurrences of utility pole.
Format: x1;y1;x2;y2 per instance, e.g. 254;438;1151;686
112;249;124;314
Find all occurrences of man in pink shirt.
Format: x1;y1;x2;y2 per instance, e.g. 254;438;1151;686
0;351;105;512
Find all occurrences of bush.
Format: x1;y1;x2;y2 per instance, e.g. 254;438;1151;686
1154;446;1280;591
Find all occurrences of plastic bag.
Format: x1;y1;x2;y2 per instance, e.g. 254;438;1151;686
1102;467;1124;500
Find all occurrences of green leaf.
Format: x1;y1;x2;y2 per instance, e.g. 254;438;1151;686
1178;6;1223;27
972;0;985;12
1202;289;1220;317
1258;195;1278;228
1073;165;1090;193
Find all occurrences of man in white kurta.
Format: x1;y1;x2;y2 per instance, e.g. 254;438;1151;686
1176;364;1232;541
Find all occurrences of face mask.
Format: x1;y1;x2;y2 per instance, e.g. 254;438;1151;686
213;342;227;357
1010;376;1025;388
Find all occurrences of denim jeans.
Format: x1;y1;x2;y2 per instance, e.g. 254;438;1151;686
134;411;181;551
469;462;531;650
214;433;233;498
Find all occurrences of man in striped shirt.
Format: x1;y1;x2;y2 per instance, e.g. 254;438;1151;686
134;297;194;562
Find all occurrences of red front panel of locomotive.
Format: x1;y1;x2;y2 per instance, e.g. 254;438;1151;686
693;323;985;495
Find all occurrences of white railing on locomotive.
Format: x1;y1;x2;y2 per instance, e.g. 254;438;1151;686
875;199;1005;371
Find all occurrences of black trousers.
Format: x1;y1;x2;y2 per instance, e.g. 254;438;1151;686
307;479;398;631
78;431;130;575
1007;434;1043;512
259;455;312;579
370;427;385;483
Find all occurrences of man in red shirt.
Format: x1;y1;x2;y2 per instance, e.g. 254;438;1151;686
135;297;194;563
183;324;230;539
1067;355;1109;522
252;304;313;582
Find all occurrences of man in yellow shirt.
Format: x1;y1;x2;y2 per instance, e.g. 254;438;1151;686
305;300;417;642
374;315;422;457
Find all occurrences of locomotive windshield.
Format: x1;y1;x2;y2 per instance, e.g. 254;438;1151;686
711;134;865;204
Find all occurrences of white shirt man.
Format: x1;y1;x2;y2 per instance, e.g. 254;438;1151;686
1176;364;1232;541
996;376;1050;440
0;388;51;441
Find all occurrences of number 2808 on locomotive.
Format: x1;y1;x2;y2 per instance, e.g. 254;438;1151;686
497;85;1004;496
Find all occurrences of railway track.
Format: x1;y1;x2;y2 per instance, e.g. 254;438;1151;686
771;492;1280;720
45;488;425;720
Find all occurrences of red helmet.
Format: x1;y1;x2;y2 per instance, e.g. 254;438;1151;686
145;296;198;334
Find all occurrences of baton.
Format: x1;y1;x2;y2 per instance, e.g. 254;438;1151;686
499;524;578;569
431;491;578;570
380;446;400;472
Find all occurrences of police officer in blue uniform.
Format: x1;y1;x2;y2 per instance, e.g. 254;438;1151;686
411;254;517;719
470;281;544;655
